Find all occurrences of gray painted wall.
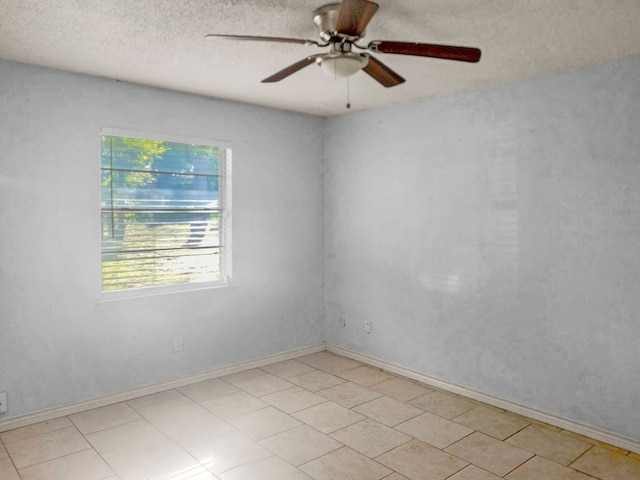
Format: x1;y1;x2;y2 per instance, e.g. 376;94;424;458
325;58;640;440
0;59;325;418
2;55;639;442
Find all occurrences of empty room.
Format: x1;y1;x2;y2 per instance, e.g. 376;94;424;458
1;1;639;479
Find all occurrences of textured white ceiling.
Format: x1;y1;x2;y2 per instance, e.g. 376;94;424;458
1;0;639;116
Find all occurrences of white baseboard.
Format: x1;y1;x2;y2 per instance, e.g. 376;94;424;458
327;344;640;455
0;343;325;433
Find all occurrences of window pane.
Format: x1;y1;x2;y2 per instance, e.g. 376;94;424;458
101;137;219;175
104;171;219;210
102;247;221;290
101;133;228;292
102;212;220;250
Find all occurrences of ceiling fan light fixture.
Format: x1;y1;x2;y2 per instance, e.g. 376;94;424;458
318;52;369;78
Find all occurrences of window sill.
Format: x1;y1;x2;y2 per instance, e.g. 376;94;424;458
96;282;239;310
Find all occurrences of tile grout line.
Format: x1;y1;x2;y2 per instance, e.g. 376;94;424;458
441;462;475;480
6;422;94;470
247;357;400;477
81;402;217;480
500;419;533;442
1;434;23;480
0;419;72;446
94;389;226;480
259;423;344;468
501;453;537;478
265;357;558;480
60;420;116;479
567;443;602;478
12;444;96;475
69;409;145;437
194;373;327;477
326;353;623;480
330;345;640;454
343;376;488;480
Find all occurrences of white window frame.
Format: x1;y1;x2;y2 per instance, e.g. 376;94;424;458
99;127;232;301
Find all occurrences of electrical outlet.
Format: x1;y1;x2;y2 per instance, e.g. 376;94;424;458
339;317;346;327
173;336;184;353
0;392;7;414
364;321;372;334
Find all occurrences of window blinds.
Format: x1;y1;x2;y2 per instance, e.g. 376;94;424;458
101;134;226;291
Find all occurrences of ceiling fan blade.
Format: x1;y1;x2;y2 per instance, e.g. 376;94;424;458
362;55;405;88
262;54;323;83
336;0;380;37
369;40;481;63
205;34;312;45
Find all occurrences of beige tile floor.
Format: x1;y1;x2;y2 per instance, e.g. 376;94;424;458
1;351;639;480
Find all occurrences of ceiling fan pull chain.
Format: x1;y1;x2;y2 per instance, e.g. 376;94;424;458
346;78;351;109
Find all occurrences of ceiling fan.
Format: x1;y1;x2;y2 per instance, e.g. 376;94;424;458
205;0;481;88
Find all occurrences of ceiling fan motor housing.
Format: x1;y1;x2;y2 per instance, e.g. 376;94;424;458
314;3;359;41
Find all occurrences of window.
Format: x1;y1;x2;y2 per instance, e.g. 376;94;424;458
100;129;231;293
